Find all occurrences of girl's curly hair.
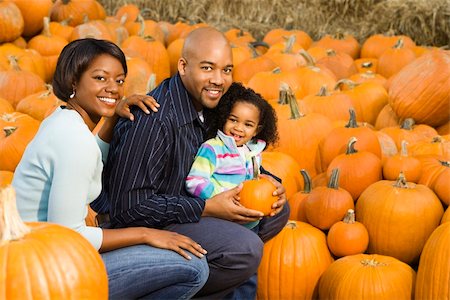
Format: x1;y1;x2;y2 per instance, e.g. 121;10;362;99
205;82;278;147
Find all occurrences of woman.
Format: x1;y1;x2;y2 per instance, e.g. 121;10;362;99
13;38;208;299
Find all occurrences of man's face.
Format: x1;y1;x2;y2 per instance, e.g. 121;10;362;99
178;41;233;111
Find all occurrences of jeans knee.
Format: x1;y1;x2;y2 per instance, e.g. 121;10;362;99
190;256;209;287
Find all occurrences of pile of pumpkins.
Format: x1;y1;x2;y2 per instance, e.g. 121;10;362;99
0;0;449;299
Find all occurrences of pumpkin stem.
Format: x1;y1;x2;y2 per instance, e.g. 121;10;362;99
283;35;297;54
361;61;373;68
42;17;51;37
327;168;341;189
316;85;329;96
343;209;356;224
334;79;357;91
3;126;17;137
146;73;156;94
360;257;387;267
137;14;146;38
439;160;450;167
393;38;404;49
344;109;359;128
360;71;376;79
39;84;54;99
400;118;415;130
326;49;336;57
287;87;304;119
249;41;270;54
345;137;358;155
251;156;260;179
298;49;316;66
278;82;290;105
300;169;312;193
393;171;409;188
286;220;297;229
431;136;442;143
7;55;21;71
0;186;31;245
400;140;409;157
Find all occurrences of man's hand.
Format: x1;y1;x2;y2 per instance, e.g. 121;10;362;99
116;94;160;121
259;174;287;217
203;184;264;223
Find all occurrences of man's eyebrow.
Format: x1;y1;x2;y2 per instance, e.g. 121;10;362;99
199;61;234;68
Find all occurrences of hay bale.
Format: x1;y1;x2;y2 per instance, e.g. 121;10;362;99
99;0;449;47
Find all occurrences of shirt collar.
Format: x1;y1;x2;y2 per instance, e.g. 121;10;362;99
168;73;203;128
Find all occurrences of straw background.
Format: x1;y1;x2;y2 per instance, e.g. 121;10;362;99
99;0;450;47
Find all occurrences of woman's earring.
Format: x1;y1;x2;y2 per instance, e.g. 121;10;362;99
69;90;75;99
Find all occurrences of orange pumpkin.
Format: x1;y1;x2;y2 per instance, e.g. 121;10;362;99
9;0;53;37
356;172;444;265
441;208;450;224
0;186;108;299
418;156;450;206
319;109;382;172
305;168;354;230
0;112;40;171
415;222;450;300
327;209;369;257
239;157;277;215
0;2;24;43
327;137;382;201
257;221;333;300
377;38;417;79
388;49;450;127
319;254;415;300
382;140;421;182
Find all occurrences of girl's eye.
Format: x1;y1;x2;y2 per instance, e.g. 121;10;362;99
245;123;255;128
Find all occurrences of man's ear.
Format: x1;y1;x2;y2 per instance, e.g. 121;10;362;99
178;57;187;75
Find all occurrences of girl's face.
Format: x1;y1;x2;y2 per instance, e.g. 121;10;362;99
223;101;261;146
71;54;125;125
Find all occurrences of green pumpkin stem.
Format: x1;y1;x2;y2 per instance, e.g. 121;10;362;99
400;118;415;130
3;126;17;137
287;87;304;119
0;186;31;245
300;169;312;193
251;156;260;179
343;209;356;224
345;109;358;128
327;168;341;189
393;171;409;189
345;137;358;155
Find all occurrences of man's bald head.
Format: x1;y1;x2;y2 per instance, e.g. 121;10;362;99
182;27;230;60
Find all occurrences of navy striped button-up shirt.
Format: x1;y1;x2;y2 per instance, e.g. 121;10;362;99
92;74;207;228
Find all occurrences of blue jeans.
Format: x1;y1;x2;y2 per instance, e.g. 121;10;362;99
101;245;209;299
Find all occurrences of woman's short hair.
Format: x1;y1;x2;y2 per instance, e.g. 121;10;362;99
53;38;127;102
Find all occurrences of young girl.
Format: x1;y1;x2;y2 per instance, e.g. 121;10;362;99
186;82;278;229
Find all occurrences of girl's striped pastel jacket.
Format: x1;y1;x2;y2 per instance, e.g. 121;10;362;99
186;130;266;200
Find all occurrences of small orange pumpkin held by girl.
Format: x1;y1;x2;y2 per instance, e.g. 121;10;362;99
239;156;277;216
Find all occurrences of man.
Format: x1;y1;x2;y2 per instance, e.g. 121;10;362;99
93;27;289;298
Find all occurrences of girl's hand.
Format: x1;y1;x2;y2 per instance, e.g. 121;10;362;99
116;94;160;121
143;228;207;260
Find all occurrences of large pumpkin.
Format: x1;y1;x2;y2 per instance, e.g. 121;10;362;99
415;222;450;300
388;49;450;127
319;254;415;300
356;172;444;265
257;221;333;300
0;186;108;299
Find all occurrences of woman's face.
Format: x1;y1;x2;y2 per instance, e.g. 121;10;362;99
71;54;125;124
